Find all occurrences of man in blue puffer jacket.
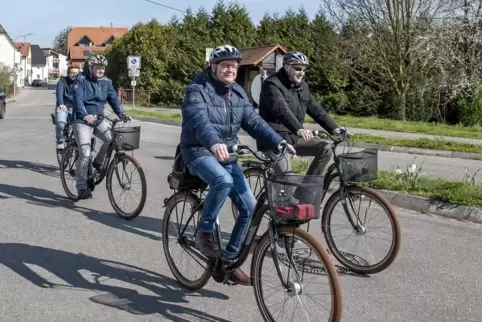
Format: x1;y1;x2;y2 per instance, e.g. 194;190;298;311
180;44;296;286
71;54;130;200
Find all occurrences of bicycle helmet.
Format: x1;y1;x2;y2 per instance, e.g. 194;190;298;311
209;45;242;64
87;54;108;66
283;52;309;66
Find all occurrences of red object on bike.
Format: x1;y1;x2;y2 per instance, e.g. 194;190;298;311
275;204;316;220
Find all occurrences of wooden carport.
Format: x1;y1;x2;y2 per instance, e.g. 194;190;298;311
235;44;286;105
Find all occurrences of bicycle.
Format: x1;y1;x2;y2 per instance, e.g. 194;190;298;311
162;144;342;322
50;112;75;166
59;114;147;220
231;129;402;275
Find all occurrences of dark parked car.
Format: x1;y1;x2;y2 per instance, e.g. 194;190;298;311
0;88;5;119
32;79;42;87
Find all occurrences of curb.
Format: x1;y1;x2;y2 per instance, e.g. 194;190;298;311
379;190;482;223
131;115;482;161
6;100;16;104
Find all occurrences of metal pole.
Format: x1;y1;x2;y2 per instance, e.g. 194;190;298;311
132;76;135;110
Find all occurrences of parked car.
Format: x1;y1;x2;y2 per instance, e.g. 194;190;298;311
32;79;42;87
0;88;5;119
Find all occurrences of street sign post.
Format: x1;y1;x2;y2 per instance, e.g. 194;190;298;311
126;56;141;110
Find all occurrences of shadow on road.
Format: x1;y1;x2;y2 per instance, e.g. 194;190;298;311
154;156;175;161
0;243;229;321
0;159;59;178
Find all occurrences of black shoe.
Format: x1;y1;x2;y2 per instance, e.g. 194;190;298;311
196;232;221;258
78;188;92;200
92;161;102;173
229;269;252;286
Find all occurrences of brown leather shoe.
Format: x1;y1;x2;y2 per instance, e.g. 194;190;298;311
229;269;251;286
196;232;221;258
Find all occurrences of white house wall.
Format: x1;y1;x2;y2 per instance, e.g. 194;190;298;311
0;34;22;88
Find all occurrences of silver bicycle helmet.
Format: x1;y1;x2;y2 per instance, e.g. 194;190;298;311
283;52;309;66
209;45;242;64
87;54;108;66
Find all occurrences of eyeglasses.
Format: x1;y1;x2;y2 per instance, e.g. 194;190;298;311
218;62;239;71
293;66;307;72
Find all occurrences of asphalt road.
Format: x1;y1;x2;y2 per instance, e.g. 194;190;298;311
0;87;481;322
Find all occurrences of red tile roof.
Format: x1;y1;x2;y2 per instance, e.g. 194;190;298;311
14;42;30;57
67;27;128;60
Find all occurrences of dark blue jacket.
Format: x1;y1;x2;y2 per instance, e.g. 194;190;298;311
71;72;124;125
55;76;74;109
180;70;284;165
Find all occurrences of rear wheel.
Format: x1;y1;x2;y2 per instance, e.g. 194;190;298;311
162;192;211;290
60;144;79;201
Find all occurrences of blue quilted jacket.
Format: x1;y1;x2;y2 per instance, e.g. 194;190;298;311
180;70;283;165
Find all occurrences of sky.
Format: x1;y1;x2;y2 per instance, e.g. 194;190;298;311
1;0;322;48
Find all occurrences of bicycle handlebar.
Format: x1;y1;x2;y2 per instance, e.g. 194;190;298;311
228;143;288;164
311;128;351;144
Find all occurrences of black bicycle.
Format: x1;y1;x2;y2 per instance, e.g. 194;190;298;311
232;130;402;275
60;114;147;220
162;144;342;321
51;112;75;166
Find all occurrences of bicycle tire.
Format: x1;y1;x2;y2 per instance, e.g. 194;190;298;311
106;153;147;220
162;191;211;290
322;186;402;274
251;215;343;322
60;144;79;201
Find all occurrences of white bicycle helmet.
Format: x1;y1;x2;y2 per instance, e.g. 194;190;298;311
87;54;108;66
283;52;309;66
209;45;242;64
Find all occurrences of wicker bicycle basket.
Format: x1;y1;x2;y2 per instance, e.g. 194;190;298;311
266;174;324;222
338;149;378;182
112;126;141;151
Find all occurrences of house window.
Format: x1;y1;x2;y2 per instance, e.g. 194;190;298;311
77;36;93;47
104;36;114;45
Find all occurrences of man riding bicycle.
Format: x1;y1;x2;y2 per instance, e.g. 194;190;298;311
257;51;347;176
71;54;131;200
55;65;79;150
180;44;296;286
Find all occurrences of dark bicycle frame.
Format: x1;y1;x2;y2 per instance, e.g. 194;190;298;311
239;130;366;234
164;145;304;285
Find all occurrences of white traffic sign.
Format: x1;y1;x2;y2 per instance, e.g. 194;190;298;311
205;48;213;63
251;74;262;105
127;55;141;69
131;80;137;87
128;67;140;77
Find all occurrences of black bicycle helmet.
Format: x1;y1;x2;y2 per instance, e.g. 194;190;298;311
283;52;309;66
209;45;242;64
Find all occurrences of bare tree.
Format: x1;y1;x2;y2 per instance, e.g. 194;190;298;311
321;0;453;120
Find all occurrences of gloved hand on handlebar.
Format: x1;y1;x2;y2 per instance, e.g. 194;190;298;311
277;140;297;158
122;114;132;122
333;127;352;138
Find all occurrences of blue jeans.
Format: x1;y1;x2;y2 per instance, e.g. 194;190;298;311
55;107;71;144
188;156;257;255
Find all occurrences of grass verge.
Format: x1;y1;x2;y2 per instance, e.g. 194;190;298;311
306;114;482;140
129;110;482;154
239;156;482;208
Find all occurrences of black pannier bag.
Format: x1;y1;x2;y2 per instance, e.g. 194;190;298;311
167;144;208;191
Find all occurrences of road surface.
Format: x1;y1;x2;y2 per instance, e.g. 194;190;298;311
0;87;481;321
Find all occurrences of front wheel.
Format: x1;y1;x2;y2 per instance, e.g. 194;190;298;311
106;153;147;220
251;223;343;321
322;186;402;274
60;144;79;201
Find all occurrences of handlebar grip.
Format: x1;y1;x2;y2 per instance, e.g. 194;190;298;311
228;144;238;153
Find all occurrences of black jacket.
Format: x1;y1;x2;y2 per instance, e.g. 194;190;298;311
257;68;338;149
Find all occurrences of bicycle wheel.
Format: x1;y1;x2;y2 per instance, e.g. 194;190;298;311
162;192;211;290
60;144;79;201
322;186;402;274
252;214;343;321
106;153;147;220
56;124;75;167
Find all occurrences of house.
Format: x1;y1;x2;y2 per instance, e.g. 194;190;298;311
0;24;23;88
42;48;68;78
14;42;32;86
31;44;47;83
67;26;128;69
